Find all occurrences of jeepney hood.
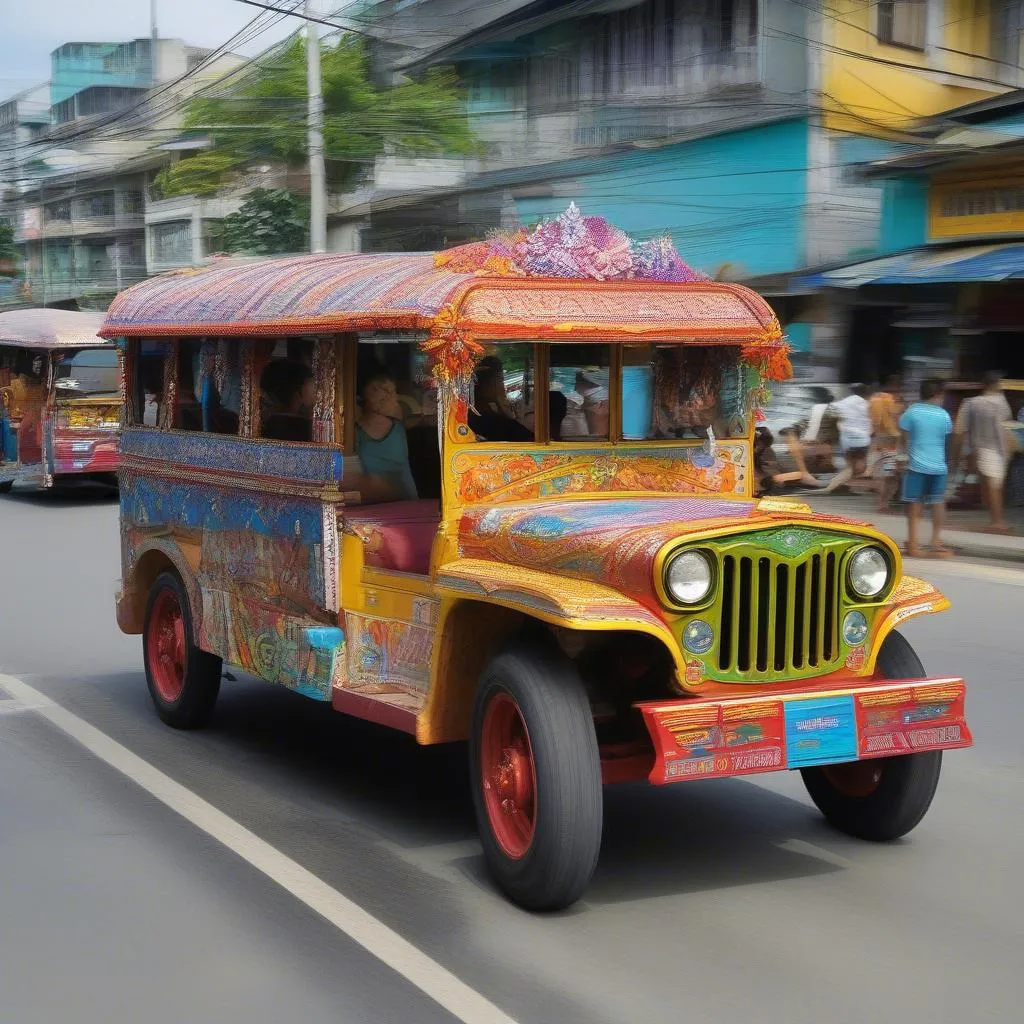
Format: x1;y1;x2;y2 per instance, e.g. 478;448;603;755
456;496;876;610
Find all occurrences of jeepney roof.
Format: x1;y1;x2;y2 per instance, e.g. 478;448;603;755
98;252;780;346
0;309;110;350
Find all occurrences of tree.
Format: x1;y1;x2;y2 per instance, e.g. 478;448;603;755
154;36;478;199
0;220;16;276
220;188;309;255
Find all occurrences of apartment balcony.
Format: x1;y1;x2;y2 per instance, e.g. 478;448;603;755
23;263;148;304
42;211;145;239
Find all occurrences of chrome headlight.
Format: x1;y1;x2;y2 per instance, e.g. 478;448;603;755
848;546;889;599
665;550;714;605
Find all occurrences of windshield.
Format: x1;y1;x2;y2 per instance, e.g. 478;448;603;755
54;348;120;398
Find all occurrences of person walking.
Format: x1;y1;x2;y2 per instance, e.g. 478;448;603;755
899;378;954;558
959;371;1013;534
820;384;871;494
869;374;904;511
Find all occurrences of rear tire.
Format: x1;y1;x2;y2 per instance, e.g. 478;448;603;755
0;480;12;494
143;571;221;729
470;641;602;911
801;631;941;840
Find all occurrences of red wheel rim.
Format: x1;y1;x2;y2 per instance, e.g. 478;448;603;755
822;760;884;798
147;588;186;703
480;693;537;860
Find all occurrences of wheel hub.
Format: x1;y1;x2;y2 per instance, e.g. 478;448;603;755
480;692;537;860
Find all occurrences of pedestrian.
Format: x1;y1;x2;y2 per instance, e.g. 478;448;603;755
899;378;954;558
869;374;904;511
820;383;871;493
958;371;1013;534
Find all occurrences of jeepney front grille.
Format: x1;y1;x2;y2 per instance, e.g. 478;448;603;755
717;551;842;678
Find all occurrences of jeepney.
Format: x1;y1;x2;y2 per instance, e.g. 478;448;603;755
104;208;970;910
0;309;120;492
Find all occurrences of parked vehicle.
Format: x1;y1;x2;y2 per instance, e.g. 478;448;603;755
0;309;120;492
105;244;970;911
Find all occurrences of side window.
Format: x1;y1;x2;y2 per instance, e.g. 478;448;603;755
352;338;440;502
174;338;240;435
469;344;535;442
549;344;611;441
622;344;748;441
257;337;316;443
129;340;171;427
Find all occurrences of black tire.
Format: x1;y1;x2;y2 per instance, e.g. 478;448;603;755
470;641;603;911
0;480;12;493
801;631;942;841
143;570;222;729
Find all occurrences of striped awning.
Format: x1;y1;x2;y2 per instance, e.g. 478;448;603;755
0;309;109;349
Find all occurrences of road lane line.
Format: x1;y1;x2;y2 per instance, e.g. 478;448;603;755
0;673;518;1024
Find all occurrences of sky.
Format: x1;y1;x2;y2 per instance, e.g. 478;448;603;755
0;0;308;101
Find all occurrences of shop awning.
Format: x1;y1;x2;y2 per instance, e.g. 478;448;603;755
797;243;1024;289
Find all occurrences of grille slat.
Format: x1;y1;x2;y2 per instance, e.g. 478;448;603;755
716;547;844;679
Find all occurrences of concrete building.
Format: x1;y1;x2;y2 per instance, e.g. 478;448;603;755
0;38;241;308
336;0;1024;376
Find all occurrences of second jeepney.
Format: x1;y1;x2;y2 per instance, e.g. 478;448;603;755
103;209;971;910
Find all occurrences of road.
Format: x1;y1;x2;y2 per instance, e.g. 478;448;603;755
1;484;1021;1024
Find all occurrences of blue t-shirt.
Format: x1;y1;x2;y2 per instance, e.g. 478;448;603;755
899;402;953;475
356;420;418;500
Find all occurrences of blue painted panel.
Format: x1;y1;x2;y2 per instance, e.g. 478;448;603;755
880;178;928;254
121;428;343;485
514;119;810;278
784;695;858;768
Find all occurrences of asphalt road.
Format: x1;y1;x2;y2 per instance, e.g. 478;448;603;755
1;484;1022;1024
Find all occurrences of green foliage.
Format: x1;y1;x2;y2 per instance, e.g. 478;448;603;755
0;219;17;272
151;150;244;200
167;36;477;196
220;188;309;255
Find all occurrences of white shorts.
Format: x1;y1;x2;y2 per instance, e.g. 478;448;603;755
975;448;1007;482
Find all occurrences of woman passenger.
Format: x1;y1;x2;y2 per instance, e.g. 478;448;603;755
356;373;418;500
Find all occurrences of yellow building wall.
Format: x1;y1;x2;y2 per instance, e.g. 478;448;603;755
821;1;1006;137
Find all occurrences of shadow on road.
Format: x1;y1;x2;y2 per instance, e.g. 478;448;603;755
2;481;118;507
70;669;846;912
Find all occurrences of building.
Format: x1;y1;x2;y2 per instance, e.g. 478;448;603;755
0;38;242;308
802;89;1024;387
336;0;1024;377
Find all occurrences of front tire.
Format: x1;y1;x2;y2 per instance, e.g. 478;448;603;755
470;642;603;911
801;631;941;840
143;571;222;729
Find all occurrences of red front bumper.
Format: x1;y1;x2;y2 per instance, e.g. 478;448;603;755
638;677;970;785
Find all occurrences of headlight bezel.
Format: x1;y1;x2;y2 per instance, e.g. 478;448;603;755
662;548;716;609
846;544;892;601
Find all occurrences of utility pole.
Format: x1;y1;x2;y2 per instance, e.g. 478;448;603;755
150;0;159;82
305;0;327;253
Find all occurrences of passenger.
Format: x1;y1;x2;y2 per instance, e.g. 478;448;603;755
356;373;418;500
261;359;314;442
548;389;568;442
469;356;532;441
575;368;610;437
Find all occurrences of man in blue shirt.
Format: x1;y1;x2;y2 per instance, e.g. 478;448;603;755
899;378;954;558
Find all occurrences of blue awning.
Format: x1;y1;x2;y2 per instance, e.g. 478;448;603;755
796;243;1024;289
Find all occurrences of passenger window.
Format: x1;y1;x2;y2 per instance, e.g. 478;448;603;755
469;345;535;442
623;344;748;441
131;340;171;427
353;339;440;502
174;338;240;435
549;345;611;441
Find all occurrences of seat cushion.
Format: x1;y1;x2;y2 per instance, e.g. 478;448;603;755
345;499;440;574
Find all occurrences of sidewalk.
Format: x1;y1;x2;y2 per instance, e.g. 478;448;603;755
796;491;1024;564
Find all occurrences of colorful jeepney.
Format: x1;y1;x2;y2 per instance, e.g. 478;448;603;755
0;309;120;492
103;211;970;910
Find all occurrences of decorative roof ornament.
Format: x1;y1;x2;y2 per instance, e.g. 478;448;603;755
434;202;706;283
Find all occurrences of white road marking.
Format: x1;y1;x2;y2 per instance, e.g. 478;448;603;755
0;673;518;1024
